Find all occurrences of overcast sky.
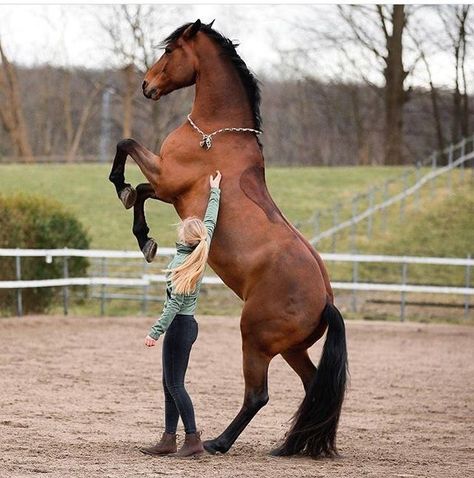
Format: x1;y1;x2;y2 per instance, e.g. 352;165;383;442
0;4;471;91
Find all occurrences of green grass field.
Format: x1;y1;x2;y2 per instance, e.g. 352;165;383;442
1;163;471;320
0;163;406;249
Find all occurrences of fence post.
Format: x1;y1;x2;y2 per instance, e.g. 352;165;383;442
332;203;340;252
400;172;408;222
415;162;421;209
142;260;149;316
313;211;320;238
367;188;374;239
15;253;23;317
460;138;466;183
382;181;389;233
351;259;358;313
400;262;408;322
447;145;453;191
351;196;358;252
100;257;107;316
431;153;437;200
471;136;474;180
63;256;69;315
465;254;471;319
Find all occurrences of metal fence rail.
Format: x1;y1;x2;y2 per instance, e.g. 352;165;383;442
305;135;474;248
0;248;472;321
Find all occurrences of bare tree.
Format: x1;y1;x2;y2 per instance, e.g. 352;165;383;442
336;5;413;165
437;5;472;142
121;63;135;138
0;40;33;159
65;81;103;161
98;5;185;139
407;27;446;155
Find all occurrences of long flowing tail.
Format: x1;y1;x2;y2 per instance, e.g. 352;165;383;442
273;303;348;458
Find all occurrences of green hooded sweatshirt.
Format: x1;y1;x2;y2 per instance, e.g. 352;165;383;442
148;187;221;340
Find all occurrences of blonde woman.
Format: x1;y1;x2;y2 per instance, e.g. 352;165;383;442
140;171;222;458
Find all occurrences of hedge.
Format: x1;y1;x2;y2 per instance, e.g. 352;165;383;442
0;194;90;315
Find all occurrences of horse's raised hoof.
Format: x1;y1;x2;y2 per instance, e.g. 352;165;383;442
203;439;228;455
142;239;158;263
119;185;137;209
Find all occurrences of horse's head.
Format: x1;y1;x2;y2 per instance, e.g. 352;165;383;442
142;19;205;100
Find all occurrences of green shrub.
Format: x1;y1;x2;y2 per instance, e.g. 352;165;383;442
0;194;90;315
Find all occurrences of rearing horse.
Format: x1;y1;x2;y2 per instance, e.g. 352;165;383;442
109;20;348;458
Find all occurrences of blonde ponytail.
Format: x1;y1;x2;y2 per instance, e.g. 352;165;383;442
165;217;209;295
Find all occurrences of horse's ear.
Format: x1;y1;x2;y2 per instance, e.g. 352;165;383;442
183;19;202;40
207;19;215;28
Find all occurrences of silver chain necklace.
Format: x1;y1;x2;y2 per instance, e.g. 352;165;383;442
187;114;262;150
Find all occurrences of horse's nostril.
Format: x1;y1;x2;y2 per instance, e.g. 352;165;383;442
142;80;148;90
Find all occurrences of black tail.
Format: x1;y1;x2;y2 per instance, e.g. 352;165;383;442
274;303;348;458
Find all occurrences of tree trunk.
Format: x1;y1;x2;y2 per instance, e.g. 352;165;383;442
383;5;407;165
459;6;470;139
452;41;462;143
0;41;33;159
66;85;102;161
63;71;74;150
122;64;135;137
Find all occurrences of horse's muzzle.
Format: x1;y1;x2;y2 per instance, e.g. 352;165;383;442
143;86;161;101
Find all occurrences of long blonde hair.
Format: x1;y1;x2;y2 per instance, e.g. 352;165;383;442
165;217;209;295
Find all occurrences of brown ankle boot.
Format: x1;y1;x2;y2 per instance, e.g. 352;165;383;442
139;432;177;456
175;432;204;458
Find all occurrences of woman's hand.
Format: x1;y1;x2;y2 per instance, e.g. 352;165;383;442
144;335;157;347
210;170;222;188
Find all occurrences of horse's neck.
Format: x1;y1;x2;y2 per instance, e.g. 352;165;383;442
190;44;254;130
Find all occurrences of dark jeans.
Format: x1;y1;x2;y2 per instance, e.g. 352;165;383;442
162;314;198;434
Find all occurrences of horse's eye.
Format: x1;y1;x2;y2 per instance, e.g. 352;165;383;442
165;46;172;54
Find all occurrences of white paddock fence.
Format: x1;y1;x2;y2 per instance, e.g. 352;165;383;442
0;248;472;321
307;135;474;249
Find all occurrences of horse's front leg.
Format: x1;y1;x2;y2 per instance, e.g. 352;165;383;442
203;346;271;454
108;138;159;209
133;183;158;263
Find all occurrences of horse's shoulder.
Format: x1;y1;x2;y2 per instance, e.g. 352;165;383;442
240;165;282;224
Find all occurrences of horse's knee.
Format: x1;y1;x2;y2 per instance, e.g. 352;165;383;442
117;138;136;152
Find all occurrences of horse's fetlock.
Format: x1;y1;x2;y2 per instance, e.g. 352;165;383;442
257;394;270;408
136;183;150;194
246;393;269;411
133;223;149;237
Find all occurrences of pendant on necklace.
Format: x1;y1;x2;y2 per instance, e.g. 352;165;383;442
200;135;212;150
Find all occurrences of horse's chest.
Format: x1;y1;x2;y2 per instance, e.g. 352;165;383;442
160;133;192;164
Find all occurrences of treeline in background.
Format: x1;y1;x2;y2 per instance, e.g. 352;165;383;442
0;4;472;166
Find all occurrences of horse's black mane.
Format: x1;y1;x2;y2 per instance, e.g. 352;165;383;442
163;22;262;131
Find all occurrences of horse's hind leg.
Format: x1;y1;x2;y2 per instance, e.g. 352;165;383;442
203;347;271;455
133;183;158;263
108;139;158;209
281;349;317;392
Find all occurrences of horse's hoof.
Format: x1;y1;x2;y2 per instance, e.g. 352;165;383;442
203;439;227;455
269;446;284;456
119;185;137;209
142;239;157;263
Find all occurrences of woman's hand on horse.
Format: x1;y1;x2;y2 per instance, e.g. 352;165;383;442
144;335;157;347
210;170;222;188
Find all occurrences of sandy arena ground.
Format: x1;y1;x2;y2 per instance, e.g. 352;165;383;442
0;315;473;478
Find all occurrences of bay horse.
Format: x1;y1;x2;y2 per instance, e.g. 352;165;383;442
109;20;348;458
